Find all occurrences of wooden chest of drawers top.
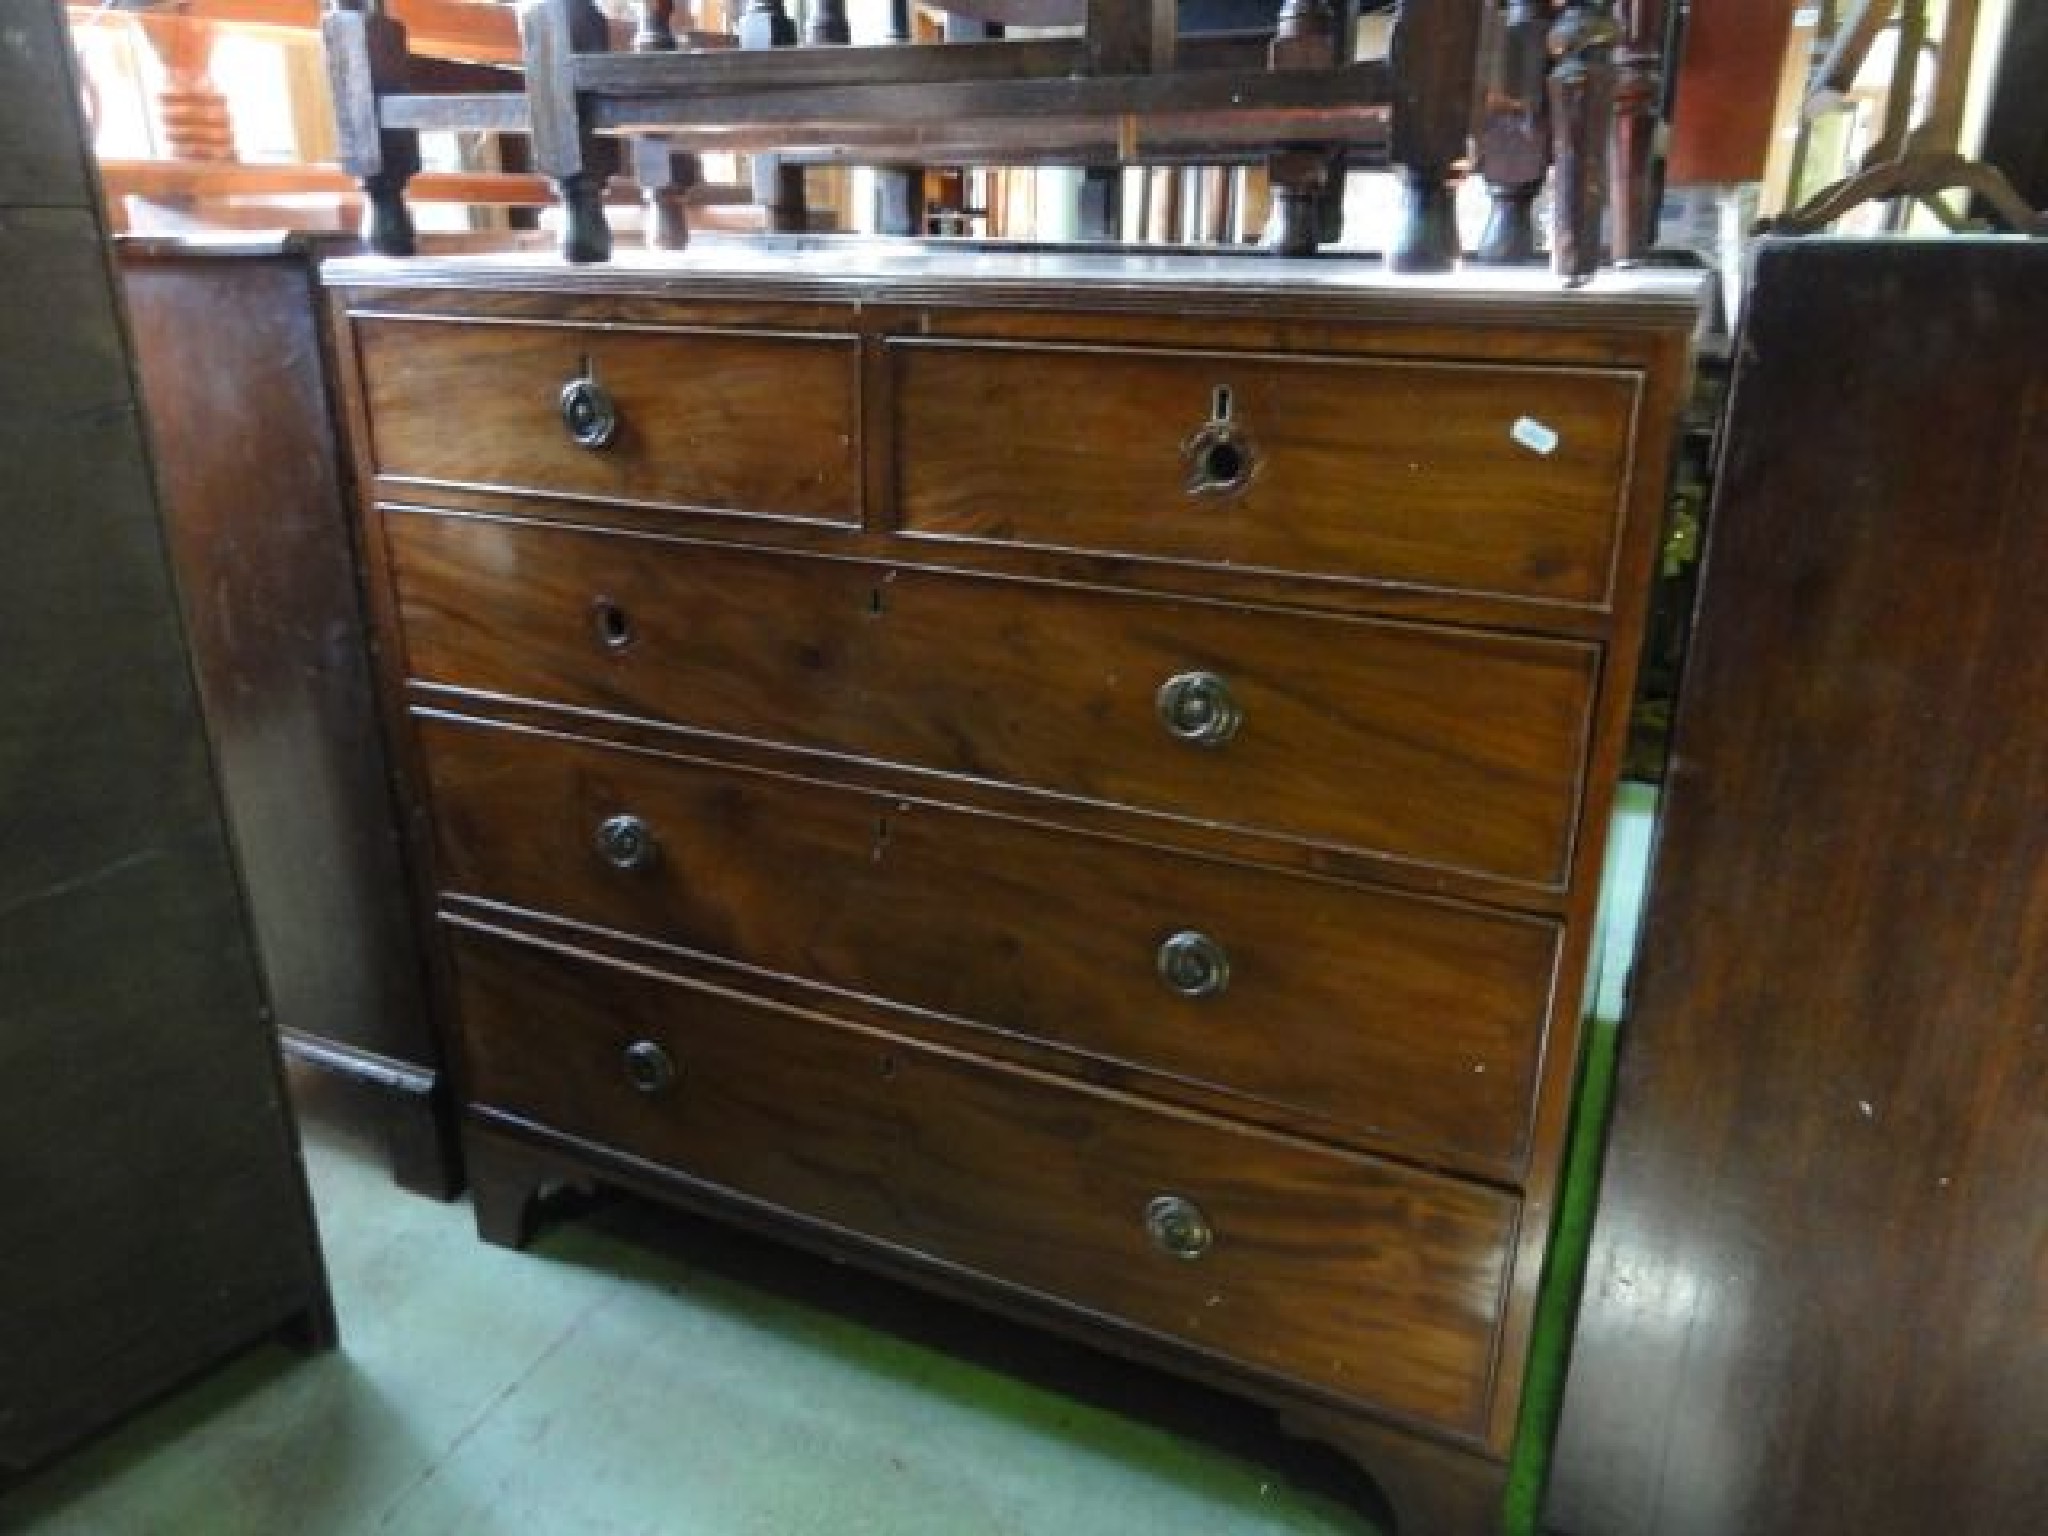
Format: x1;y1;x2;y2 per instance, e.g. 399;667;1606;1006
326;243;1703;1475
331;244;1701;631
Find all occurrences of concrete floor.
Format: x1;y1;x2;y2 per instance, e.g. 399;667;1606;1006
0;788;1658;1536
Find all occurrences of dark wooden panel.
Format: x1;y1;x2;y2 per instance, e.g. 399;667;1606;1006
122;246;438;1087
355;316;861;522
417;712;1563;1173
0;0;91;208
385;511;1601;889
1548;240;2048;1536
893;340;1640;608
0;73;328;1470
449;923;1519;1439
1979;1;2048;208
0;210;131;422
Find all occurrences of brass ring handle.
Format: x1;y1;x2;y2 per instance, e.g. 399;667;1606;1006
1157;930;1230;1000
1144;1194;1214;1261
622;1039;676;1094
596;813;658;872
559;375;618;449
1156;671;1241;747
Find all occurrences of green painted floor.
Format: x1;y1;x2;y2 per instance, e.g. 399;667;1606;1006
0;790;1660;1536
0;1082;1382;1536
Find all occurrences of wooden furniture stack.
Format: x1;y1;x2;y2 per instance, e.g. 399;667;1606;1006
323;242;1702;1532
325;0;1671;279
1;0;331;1482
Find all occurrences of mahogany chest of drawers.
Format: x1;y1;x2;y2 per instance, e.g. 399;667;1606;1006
324;244;1701;1534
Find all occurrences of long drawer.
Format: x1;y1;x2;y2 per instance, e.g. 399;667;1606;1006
418;713;1562;1169
449;923;1517;1437
354;317;861;523
891;339;1641;606
387;511;1599;888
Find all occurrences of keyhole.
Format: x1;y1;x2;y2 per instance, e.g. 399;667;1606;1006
1212;385;1233;422
1200;438;1244;486
593;597;633;651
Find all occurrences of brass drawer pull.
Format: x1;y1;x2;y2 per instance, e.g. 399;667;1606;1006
1144;1194;1213;1260
559;374;618;449
622;1039;676;1094
1156;671;1241;747
1157;930;1230;999
596;813;659;872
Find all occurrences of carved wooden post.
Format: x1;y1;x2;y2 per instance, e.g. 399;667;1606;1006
322;0;419;257
633;0;678;51
805;0;852;46
632;135;701;250
871;0;926;237
520;0;616;262
1475;0;1552;264
1388;0;1485;271
627;2;693;250
1548;0;1619;283
1611;0;1666;261
1263;0;1340;257
131;5;235;164
737;0;808;233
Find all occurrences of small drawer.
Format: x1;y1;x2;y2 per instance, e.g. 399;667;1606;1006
450;924;1517;1437
419;715;1563;1169
355;316;860;523
891;339;1641;606
389;513;1599;888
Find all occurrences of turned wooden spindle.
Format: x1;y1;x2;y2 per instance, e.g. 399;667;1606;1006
1610;0;1667;262
1263;149;1332;257
805;0;852;47
322;0;420;256
633;0;679;51
132;4;235;163
631;5;684;245
634;135;700;249
521;0;617;263
1270;0;1341;70
1475;1;1553;264
1264;0;1341;256
737;0;807;233
1388;0;1486;272
870;0;925;236
1548;0;1620;283
737;0;798;48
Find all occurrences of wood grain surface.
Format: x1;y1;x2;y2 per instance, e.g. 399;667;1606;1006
450;922;1519;1438
893;339;1640;607
122;246;444;1155
416;710;1563;1174
1548;239;2048;1536
385;510;1600;889
356;315;861;521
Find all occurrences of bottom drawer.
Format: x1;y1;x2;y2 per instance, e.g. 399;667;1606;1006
449;922;1518;1438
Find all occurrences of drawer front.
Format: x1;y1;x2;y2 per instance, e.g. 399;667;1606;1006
450;924;1517;1435
420;714;1562;1168
892;340;1641;605
388;513;1598;887
355;318;860;522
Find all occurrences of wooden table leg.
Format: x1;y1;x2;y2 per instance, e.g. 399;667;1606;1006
1390;0;1485;271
